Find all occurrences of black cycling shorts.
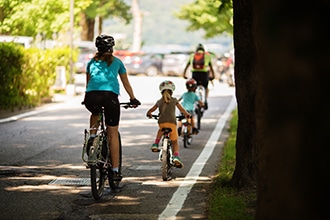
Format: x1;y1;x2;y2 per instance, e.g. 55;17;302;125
84;91;120;126
192;71;209;90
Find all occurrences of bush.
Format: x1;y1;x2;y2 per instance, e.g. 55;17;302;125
0;43;27;109
0;43;73;110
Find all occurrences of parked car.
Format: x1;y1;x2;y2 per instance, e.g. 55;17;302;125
75;48;95;74
123;53;163;76
161;51;191;76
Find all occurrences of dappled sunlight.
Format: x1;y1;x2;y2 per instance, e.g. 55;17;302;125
111;195;141;205
196;118;219;124
121;173;211;186
44;164;86;170
120;120;157;127
24;114;84;121
8;175;57;181
5;184;81;193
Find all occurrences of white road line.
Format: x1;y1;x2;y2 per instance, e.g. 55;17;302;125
158;96;237;220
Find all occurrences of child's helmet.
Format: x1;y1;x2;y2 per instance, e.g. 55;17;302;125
159;80;175;92
186;78;197;89
95;34;115;52
196;43;205;52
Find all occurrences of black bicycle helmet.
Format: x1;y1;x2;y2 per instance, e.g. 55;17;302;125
95;34;115;52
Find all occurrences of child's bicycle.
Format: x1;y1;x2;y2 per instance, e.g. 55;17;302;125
195;84;206;130
149;114;185;181
81;101;133;200
178;114;193;148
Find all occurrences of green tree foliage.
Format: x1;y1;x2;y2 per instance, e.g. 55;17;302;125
0;0;91;38
80;0;132;41
175;0;233;38
85;0;131;23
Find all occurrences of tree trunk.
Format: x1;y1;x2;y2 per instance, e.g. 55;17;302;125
131;0;142;52
98;16;103;36
253;1;330;219
230;0;258;189
79;12;95;41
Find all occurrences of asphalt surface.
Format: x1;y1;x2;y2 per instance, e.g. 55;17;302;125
0;76;236;220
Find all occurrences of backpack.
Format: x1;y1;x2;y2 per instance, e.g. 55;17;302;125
192;52;205;70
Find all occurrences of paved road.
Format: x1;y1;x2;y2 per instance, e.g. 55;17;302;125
0;76;236;220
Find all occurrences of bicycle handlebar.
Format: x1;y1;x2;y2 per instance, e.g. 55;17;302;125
148;114;187;120
81;101;139;109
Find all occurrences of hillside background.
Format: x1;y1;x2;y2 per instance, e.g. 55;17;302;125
103;0;233;55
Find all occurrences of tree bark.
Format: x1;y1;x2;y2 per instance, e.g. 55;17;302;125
131;0;142;52
253;1;330;219
230;0;258;189
79;12;95;41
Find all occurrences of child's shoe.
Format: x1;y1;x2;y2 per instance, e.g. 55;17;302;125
193;127;199;135
151;143;160;152
172;156;184;168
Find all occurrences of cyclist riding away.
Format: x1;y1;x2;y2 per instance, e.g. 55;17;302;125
83;34;141;180
146;80;190;168
183;43;215;110
178;78;204;135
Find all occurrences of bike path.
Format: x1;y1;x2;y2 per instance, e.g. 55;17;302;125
159;96;236;219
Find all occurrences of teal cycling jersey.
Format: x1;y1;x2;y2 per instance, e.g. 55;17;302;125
180;91;200;111
86;56;126;95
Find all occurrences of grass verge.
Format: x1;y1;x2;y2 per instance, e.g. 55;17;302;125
207;109;256;220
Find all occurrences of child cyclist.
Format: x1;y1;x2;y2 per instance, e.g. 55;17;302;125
178;78;204;135
146;80;191;168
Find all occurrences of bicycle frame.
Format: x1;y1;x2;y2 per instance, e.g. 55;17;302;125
81;101;133;200
150;114;183;181
82;108;107;165
180;117;193;148
159;127;174;181
195;85;205;130
196;85;206;104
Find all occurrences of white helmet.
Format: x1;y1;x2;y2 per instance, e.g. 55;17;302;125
159;80;175;92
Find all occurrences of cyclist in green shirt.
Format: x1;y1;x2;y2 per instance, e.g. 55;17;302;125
183;43;215;110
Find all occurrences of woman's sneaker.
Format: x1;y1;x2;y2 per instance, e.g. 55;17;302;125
172;156;184;168
193;127;199;135
151;143;160;152
113;171;122;182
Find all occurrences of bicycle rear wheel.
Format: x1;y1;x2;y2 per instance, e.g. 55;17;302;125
90;164;106;200
183;133;188;148
108;131;122;190
161;138;171;181
196;106;202;130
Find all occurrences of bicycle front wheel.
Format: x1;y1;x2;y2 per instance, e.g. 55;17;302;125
108;131;122;190
90;164;106;200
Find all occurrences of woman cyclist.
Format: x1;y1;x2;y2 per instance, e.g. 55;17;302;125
83;34;141;180
146;80;190;168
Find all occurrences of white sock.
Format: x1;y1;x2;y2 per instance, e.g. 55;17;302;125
112;167;119;172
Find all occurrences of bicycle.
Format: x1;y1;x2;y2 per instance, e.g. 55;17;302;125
149;114;184;181
178;114;193;148
81;101;133;200
195;84;206;130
